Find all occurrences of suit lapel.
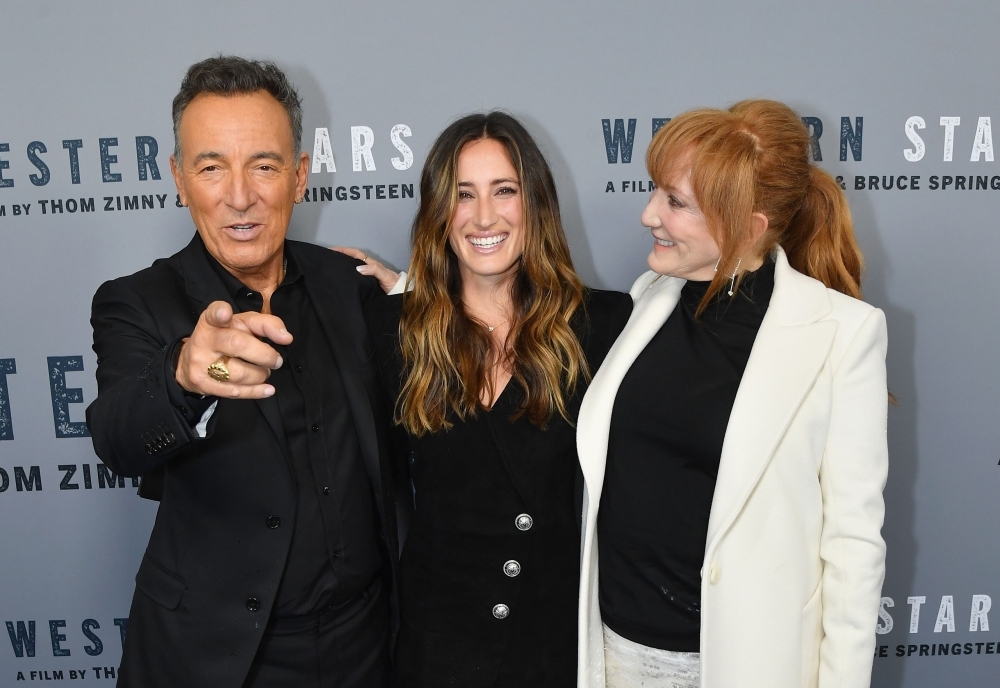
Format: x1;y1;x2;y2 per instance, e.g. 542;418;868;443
294;246;385;510
704;250;836;556
253;396;288;450
577;273;684;502
177;234;289;449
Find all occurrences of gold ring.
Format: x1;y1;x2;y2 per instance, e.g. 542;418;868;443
207;356;231;382
362;254;369;262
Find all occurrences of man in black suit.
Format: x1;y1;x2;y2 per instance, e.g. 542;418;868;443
86;56;405;688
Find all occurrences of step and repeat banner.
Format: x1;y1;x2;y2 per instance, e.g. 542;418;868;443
1;1;998;686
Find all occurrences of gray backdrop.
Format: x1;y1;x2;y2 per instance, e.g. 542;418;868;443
1;1;997;685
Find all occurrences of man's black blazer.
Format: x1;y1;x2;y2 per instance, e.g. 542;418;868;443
86;234;409;688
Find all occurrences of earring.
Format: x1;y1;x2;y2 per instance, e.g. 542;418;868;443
727;258;742;296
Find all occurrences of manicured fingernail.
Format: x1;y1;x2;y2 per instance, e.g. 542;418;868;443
279;328;289;336
356;265;366;273
263;386;275;397
274;356;283;368
231;388;240;397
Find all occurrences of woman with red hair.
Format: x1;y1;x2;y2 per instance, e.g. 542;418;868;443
576;100;888;688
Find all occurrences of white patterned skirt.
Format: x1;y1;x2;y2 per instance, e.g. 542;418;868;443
603;624;701;688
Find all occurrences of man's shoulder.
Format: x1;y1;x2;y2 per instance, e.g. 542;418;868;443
93;252;185;307
288;240;364;275
287;240;381;302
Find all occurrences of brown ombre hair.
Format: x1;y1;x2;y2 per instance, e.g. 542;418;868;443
647;99;864;312
397;112;587;436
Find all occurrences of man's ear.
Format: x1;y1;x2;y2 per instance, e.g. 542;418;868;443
295;151;310;200
170;155;187;207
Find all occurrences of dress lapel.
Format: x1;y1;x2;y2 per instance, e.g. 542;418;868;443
704;249;836;556
485;385;536;507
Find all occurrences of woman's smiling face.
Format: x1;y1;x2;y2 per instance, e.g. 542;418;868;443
641;170;721;281
448;138;525;284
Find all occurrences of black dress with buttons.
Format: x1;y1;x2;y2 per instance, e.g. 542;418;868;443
367;290;632;688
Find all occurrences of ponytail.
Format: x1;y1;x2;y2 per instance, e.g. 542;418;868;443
782;166;864;299
648;100;867;301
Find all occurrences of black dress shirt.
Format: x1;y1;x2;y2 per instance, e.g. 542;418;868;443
169;244;383;618
598;259;774;652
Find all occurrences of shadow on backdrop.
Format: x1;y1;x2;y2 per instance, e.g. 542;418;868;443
284;62;328;248
849;169;919;688
516;111;600;289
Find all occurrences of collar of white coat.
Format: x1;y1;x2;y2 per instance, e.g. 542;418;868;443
629;247;831;325
577;246;834;509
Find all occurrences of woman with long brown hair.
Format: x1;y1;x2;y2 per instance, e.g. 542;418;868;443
365;111;631;687
576;100;888;688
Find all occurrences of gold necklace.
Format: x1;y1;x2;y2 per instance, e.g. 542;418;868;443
484;319;508;333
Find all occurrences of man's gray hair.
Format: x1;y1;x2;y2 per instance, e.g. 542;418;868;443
171;55;302;161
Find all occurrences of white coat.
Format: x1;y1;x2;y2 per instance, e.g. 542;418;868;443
577;248;888;688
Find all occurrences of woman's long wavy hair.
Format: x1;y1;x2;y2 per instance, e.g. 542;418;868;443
397;112;588;436
647;99;864;315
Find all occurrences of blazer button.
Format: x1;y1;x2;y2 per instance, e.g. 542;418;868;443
708;565;720;585
492;604;509;619
266;515;281;529
515;514;533;531
246;597;261;612
503;560;521;577
311;424;320;432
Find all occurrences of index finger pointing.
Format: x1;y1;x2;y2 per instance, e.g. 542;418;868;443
204;301;235;329
230;311;294;345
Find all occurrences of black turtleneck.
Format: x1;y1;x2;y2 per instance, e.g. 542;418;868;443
597;259;775;652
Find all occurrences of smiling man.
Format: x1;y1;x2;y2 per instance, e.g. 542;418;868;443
86;56;405;688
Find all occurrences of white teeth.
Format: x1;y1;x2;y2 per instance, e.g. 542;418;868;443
656;238;675;247
231;225;253;232
469;234;507;248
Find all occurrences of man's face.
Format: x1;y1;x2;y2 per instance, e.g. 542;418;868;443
170;91;308;275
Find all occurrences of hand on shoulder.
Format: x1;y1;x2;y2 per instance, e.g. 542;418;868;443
331;246;402;294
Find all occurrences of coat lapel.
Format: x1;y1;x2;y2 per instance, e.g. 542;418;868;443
704;249;836;556
577;272;684;502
